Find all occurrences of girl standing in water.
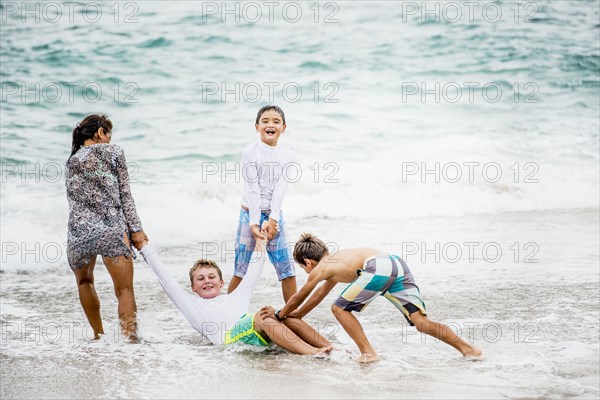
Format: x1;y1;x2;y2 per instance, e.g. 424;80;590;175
66;114;147;341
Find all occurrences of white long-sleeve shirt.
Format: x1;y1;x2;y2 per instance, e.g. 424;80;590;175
240;141;295;226
140;244;265;345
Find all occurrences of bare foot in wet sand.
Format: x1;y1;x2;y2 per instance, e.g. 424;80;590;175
462;346;483;360
122;319;139;344
358;353;380;363
315;345;334;357
125;332;140;344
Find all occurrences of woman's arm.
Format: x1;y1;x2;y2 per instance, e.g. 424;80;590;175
114;146;143;232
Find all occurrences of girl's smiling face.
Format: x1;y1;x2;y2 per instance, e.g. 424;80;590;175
191;266;224;299
256;109;286;146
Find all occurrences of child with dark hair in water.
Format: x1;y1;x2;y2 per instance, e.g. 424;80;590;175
227;105;298;303
261;233;482;363
66;114;148;342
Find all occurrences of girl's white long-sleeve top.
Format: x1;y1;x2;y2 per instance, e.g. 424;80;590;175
140;244;265;345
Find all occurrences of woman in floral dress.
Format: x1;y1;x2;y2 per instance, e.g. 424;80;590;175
66;114;148;341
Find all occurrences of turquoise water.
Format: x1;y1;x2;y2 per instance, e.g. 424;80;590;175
1;2;600;399
2;3;599;238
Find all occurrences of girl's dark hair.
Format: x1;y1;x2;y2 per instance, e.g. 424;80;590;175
255;105;286;125
70;114;112;157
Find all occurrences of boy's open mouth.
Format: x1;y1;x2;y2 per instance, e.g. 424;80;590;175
265;128;276;135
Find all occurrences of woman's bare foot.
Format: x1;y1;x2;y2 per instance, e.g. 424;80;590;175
358;352;380;363
125;332;140;344
122;319;139;343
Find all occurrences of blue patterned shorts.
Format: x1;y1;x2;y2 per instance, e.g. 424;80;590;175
234;209;295;281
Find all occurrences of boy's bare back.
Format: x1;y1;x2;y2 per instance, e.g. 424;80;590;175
315;247;383;283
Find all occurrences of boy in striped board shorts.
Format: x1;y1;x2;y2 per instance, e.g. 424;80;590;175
260;233;482;363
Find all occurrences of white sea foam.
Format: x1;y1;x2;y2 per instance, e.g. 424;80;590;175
1;2;599;398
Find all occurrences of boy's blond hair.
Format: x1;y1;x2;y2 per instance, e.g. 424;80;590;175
189;259;223;284
293;233;329;265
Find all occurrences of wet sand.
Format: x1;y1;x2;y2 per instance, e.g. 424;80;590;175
2;209;599;399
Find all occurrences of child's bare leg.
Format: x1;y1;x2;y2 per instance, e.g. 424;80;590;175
331;304;379;362
283;317;331;348
280;276;297;302
227;275;243;294
410;312;482;357
73;256;104;339
254;314;331;355
104;255;138;342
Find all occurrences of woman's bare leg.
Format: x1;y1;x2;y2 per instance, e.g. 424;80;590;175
73;256;104;339
254;314;332;355
283;317;331;348
103;255;137;342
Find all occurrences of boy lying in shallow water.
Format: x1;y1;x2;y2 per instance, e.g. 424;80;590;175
137;238;332;355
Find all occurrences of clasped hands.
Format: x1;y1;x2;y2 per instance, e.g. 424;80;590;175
251;218;278;241
130;230;149;251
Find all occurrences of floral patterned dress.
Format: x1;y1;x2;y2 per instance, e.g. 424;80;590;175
66;143;142;269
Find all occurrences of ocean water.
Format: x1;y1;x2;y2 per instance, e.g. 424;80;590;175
1;1;599;399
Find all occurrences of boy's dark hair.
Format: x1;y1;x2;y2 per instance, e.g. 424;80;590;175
189;259;223;284
256;105;286;125
293;233;329;265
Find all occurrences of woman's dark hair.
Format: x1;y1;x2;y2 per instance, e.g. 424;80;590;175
255;105;285;125
70;114;112;157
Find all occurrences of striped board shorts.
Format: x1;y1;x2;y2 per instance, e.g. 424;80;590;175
234;208;295;281
334;254;427;326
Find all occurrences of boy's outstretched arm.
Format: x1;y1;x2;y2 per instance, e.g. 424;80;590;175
229;238;267;298
139;243;206;331
289;279;337;318
262;270;325;320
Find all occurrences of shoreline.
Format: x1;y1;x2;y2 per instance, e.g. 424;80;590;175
2;207;599;399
